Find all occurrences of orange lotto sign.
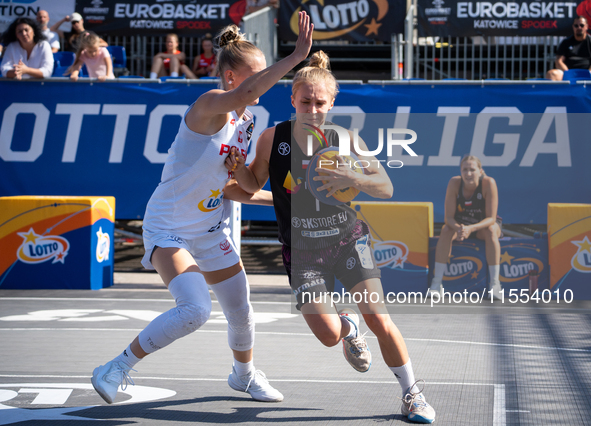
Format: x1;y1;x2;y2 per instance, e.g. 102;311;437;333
548;203;591;299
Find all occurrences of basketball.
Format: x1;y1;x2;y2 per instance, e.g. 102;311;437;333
306;147;365;206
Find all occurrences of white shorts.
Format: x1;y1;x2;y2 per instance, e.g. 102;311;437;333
141;229;240;272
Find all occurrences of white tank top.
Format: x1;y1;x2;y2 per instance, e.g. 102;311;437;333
143;104;253;244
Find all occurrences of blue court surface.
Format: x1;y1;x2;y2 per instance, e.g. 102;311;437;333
1;272;590;426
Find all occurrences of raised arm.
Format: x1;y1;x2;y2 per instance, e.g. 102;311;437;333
50;16;68;38
190;12;313;119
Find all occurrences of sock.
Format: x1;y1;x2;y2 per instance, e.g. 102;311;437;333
113;344;141;369
233;359;254;377
341;315;357;339
149;72;157;79
170;71;179;77
390;359;420;396
489;264;500;284
431;262;446;286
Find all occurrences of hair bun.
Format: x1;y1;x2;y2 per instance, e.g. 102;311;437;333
308;51;330;70
217;25;246;48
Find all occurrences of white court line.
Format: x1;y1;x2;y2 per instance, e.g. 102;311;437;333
0;374;499;386
0;374;508;425
0;297;291;305
1;328;590;353
494;384;506;426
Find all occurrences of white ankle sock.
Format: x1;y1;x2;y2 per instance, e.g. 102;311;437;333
432;262;446;284
114;344;141;368
234;359;254;376
390;359;420;395
149;72;157;79
341;315;357;339
489;264;500;284
170;71;179;77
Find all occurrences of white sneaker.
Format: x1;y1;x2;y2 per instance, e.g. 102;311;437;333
91;361;135;404
427;280;443;298
228;367;284;402
490;280;503;300
339;308;371;373
400;380;436;424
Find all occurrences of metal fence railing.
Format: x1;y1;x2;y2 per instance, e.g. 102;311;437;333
411;36;564;80
242;6;278;67
100;17;564;80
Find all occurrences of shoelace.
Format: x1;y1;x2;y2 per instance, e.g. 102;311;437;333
244;370;268;392
106;364;136;391
400;379;427;411
345;331;368;356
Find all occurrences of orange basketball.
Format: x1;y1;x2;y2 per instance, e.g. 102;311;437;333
307;147;365;205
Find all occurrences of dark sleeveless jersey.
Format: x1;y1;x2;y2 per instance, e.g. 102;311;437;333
269;120;357;250
454;176;486;225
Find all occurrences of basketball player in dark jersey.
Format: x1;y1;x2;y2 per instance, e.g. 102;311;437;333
428;155;502;298
226;51;436;424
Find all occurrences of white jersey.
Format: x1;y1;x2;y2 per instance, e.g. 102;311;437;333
143;104;253;246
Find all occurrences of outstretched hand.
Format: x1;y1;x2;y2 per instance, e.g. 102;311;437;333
292;11;314;62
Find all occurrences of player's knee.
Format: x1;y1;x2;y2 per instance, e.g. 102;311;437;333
164;300;211;339
440;225;454;239
363;313;392;338
164;272;211;339
226;304;254;335
315;328;341;347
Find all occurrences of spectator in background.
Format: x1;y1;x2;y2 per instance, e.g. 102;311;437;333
192;34;217;78
244;0;279;16
546;16;591;80
36;10;60;53
51;12;107;52
65;31;114;81
1;17;53;79
428;155;503;299
149;33;196;79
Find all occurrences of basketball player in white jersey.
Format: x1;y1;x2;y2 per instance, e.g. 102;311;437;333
90;12;313;405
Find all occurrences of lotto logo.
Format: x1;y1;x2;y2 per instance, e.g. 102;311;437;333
220;241;231;251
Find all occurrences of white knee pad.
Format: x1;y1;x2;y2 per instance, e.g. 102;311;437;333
209;269;255;351
138;272;211;353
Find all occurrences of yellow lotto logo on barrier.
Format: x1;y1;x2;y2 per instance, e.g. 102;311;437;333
0;196;115;290
351;202;433;293
548;203;591;299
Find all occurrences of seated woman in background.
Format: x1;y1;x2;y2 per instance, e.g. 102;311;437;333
192;35;217;78
149;33;196;79
428;155;503;298
0;17;53;79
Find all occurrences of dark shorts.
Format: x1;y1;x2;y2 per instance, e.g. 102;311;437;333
282;220;382;310
463;215;503;239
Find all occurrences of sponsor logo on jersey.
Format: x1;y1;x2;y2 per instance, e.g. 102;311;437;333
571;236;591;273
16;228;69;265
278;142;290;155
283;171;302;194
198;189;224;212
95;227;110;263
373;240;408;269
219;143;247;159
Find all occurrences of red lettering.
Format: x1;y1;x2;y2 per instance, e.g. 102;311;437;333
219;144;231;155
521;20;557;29
176;21;212;30
230;119;236;125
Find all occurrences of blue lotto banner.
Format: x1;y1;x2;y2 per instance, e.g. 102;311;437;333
1;80;590;223
428;236;549;296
